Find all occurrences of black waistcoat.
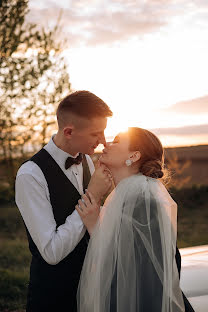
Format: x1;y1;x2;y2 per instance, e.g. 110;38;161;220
25;149;90;312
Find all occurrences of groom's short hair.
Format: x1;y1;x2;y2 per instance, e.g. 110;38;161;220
57;91;112;127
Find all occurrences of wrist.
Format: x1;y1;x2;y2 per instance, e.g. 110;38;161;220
86;187;102;204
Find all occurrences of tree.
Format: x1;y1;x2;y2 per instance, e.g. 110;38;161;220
0;0;71;187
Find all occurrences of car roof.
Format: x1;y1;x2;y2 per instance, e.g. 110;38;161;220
180;245;208;298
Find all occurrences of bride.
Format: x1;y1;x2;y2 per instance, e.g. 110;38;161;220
75;127;194;312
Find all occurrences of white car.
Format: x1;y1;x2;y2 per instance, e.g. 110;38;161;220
180;245;208;312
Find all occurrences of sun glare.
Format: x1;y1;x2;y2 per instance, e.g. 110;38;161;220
64;29;208;148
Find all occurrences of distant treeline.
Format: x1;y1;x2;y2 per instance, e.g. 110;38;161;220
0;143;208;204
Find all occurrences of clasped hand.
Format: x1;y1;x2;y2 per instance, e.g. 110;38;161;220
87;162;113;203
75;163;113;235
75;190;99;235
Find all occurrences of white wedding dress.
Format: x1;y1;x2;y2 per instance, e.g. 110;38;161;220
77;173;185;312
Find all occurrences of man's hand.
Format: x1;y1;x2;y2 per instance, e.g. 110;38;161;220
87;162;113;204
75;190;100;235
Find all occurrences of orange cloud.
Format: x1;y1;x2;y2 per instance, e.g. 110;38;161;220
151;124;208;136
163;95;208;115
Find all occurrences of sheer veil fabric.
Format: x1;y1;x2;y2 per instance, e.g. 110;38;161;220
77;173;185;312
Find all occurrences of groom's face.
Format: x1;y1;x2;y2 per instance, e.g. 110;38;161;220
69;117;107;155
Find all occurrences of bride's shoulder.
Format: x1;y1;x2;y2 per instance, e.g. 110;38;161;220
116;174;147;200
118;173;145;186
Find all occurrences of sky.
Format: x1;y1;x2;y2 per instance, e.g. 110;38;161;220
28;0;208;148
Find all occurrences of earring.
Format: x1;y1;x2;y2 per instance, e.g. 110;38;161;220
125;159;132;166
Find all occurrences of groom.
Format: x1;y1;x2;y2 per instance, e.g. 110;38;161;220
15;90;113;312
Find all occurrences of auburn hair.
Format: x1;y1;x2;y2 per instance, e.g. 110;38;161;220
128;127;164;179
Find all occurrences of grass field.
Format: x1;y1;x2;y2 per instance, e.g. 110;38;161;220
0;204;31;312
0;185;208;311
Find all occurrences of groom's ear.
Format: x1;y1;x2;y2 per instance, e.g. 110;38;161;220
63;125;74;138
130;151;141;163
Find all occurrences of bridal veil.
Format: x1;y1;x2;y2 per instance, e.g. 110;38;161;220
77;173;185;312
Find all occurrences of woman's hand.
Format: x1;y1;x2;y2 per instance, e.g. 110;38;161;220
75;190;100;235
87;162;113;204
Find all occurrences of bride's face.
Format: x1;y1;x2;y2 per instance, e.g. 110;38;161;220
100;132;132;168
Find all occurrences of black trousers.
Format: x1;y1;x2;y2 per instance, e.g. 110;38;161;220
176;247;195;312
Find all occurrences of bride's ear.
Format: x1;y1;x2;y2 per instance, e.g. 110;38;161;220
129;151;141;163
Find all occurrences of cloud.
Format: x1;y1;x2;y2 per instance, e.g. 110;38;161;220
151;124;208;136
162;95;208;114
27;0;195;46
83;11;165;45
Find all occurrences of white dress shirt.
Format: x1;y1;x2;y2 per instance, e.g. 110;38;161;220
15;136;95;265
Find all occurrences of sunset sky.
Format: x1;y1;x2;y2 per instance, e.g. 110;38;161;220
28;0;208;148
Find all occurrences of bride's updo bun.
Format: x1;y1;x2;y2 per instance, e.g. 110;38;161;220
140;160;164;179
128;127;165;179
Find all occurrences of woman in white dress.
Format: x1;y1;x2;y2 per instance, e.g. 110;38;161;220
76;127;194;312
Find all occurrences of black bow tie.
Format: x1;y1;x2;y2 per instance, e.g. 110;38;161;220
65;153;83;169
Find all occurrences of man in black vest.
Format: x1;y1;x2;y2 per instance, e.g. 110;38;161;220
15;90;113;312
